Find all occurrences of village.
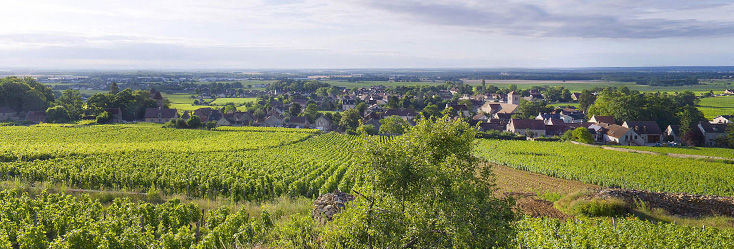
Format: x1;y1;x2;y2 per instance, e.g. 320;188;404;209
4;80;730;148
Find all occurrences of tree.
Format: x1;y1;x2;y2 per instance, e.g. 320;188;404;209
339;108;361;132
726;125;734;148
289;103;302;116
387;96;400;109
379;115;409;134
96;111;110;124
517;100;553;119
356;102;368;115
678;105;706;135
682;130;704;147
57;89;84;120
571;127;594;144
46;106;69;123
323;117;516;248
222;104;237;114
187;115;202;129
304;103;320;123
420;104;441;119
578;89;595;111
110;82;120;94
356;123;378;136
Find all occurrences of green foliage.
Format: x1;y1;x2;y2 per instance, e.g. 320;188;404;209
86;89;158;121
0;76;54;112
515;217;734;248
0;125;352;201
378;115;408;134
45;106;70;123
356;124;378;136
517;100;553;119
323;117;516;248
96;111;110;124
571;127;595;144
678;105;706;135
338;108;361;132
187;115;202;129
57;89;84;121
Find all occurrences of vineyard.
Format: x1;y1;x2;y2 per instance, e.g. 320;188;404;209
0;189;292;248
515;217;734;248
614;145;734;160
476;139;734;197
0;125;365;201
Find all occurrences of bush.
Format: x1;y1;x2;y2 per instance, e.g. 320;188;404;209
96;111;110;124
46;106;70;123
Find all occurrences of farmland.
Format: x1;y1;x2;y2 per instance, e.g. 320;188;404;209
1;124;733;247
0;125;361;201
698;95;734;119
476;139;734;197
614;145;734;160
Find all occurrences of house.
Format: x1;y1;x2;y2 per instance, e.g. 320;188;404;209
713;115;733;124
472;113;489;121
314;116;332;131
589;115;616;125
342;99;356;110
150;89;165;107
384;109;417;121
571;92;582;101
363;118;382;131
604;124;643;146
26;111;46;123
180;111;191;120
507;91;521;105
288;116;309;128
144;107;178;123
697;122;728;147
262;111;284;127
507;119;546;137
103;108;123;123
665;125;681;143
0;106;18;121
217;112;255;126
445;104;471;117
622;121;664;145
193;108;223;123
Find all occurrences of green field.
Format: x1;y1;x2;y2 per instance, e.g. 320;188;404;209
516;217;734;248
0;125;364;200
210;97;256;105
615;145;734;160
698;95;734;119
476;139;734;196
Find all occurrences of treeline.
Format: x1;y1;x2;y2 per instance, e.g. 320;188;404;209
587;88;701;129
266;79;331;93
0;77;55;113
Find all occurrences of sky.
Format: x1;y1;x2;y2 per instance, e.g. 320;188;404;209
1;0;734;69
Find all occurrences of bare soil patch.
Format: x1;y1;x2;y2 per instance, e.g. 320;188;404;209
595;189;734;218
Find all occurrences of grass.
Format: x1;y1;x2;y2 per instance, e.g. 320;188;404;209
698;95;734;120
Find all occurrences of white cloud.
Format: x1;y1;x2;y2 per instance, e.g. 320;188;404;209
0;0;732;69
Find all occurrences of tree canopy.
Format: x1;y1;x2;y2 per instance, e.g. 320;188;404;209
323;117;516;248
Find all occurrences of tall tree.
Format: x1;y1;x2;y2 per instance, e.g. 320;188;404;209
379;115;409;134
57;89;84;121
109;82;120;94
678;105;706;135
578;89;595;112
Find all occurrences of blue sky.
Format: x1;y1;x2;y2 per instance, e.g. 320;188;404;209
1;0;733;69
